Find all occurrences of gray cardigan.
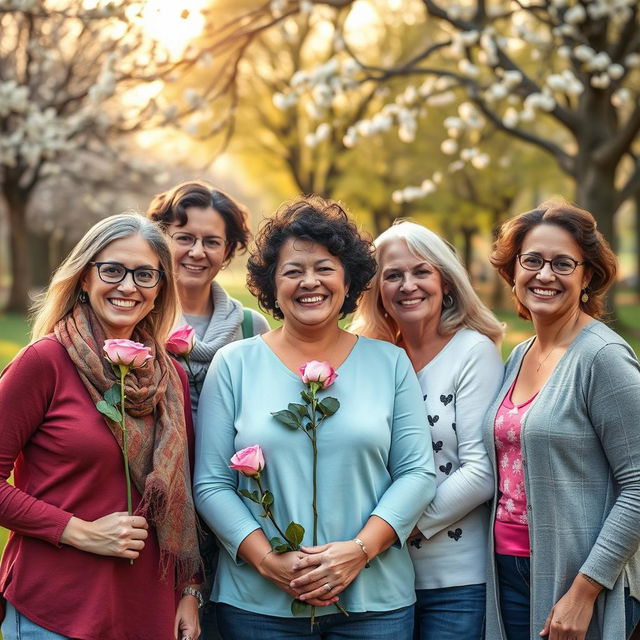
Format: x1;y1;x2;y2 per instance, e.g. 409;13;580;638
483;320;640;640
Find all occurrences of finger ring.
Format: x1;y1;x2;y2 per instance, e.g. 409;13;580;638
323;583;332;592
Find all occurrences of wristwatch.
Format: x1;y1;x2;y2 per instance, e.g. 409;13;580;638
181;586;204;609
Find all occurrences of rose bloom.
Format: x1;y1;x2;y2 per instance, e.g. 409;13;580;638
230;445;265;477
166;324;196;357
299;361;338;388
103;339;152;369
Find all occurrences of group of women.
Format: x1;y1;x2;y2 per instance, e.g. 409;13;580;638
0;179;639;640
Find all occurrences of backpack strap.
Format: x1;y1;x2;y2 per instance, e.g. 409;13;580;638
241;308;254;338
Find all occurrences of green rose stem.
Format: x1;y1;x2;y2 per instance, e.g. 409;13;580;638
116;364;133;518
254;474;295;549
307;382;348;623
115;364;134;566
180;355;202;395
309;384;320;546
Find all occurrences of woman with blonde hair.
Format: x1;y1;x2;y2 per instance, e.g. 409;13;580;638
0;213;201;640
352;220;504;640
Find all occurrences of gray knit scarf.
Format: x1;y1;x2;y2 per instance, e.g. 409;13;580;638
186;281;243;378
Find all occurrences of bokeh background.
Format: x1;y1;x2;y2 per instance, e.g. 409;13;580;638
1;0;640;612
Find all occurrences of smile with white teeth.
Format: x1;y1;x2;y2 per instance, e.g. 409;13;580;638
398;298;423;307
109;299;137;308
182;264;206;272
298;295;325;304
531;288;559;297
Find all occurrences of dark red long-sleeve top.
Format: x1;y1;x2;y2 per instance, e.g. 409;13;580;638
0;336;195;640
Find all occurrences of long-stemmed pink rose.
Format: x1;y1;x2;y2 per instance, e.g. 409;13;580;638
166;325;196;357
166;325;202;394
271;361;344;622
230;446;304;553
230;445;265;477
104;339;152;369
299;361;338;389
97;339;153;551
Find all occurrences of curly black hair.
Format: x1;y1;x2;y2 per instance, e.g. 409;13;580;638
247;196;377;320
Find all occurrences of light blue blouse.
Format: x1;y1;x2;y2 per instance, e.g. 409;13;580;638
194;335;436;617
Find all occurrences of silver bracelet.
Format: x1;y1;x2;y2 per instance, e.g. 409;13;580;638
353;537;370;568
182;585;204;608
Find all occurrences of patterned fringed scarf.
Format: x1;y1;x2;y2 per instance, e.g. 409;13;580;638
54;304;200;588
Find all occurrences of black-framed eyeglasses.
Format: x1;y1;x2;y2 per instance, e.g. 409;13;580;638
90;262;164;288
517;253;587;275
168;231;227;252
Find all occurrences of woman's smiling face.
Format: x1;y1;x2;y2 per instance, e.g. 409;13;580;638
81;234;162;339
378;238;446;332
514;223;590;321
274;237;347;331
167;206;228;294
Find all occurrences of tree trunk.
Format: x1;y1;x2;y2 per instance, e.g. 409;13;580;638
635;191;640;299
3;181;32;313
575;164;618;319
460;225;477;275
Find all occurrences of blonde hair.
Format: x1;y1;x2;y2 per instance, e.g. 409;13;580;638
351;221;504;345
31;213;178;344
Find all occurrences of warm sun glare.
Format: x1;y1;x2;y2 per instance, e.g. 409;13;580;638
138;0;208;58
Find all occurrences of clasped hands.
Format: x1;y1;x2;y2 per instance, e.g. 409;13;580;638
258;540;369;608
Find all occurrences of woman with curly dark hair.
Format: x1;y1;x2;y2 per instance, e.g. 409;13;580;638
193;196;436;639
484;200;640;640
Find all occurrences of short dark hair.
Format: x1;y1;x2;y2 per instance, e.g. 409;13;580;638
146;180;251;266
490;200;617;320
247;195;377;320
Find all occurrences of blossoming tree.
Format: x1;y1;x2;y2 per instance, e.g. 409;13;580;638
0;0;207;311
193;0;640;259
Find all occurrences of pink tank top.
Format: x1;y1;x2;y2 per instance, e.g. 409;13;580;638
493;380;537;557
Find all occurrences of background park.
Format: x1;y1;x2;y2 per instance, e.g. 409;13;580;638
0;0;640;608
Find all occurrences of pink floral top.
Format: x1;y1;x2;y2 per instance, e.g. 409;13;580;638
493;381;537;556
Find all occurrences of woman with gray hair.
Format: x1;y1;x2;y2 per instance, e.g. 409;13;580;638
0;214;201;640
351;220;504;640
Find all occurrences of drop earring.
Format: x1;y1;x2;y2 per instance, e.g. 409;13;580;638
581;289;589;303
78;290;88;303
274;299;280;309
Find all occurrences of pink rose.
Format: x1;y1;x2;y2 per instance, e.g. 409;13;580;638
299;361;338;388
103;339;152;369
166;324;196;357
230;445;265;477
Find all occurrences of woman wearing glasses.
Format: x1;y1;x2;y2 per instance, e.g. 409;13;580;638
485;201;640;640
147;182;269;640
147;182;269;419
0;214;201;640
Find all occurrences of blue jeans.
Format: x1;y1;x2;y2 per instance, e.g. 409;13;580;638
2;602;70;640
496;554;640;640
217;603;414;640
413;584;485;640
496;554;530;640
201;602;223;640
